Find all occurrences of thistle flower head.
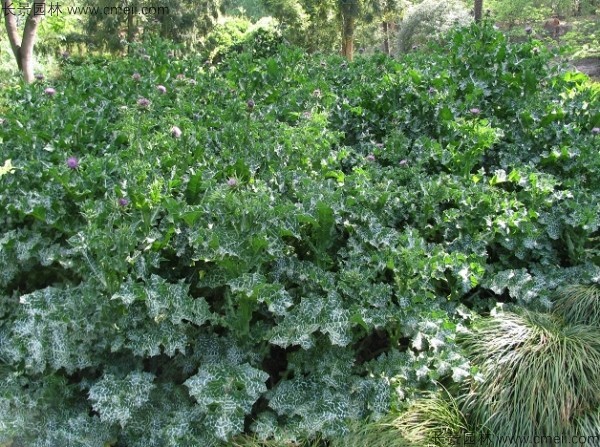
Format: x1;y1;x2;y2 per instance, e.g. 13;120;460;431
525;25;533;34
171;126;182;138
247;99;255;110
156;85;167;94
366;154;376;162
470;108;481;115
137;97;151;108
35;73;45;81
44;87;56;97
132;72;141;81
399;159;408;166
118;197;129;207
66;157;79;169
592;127;600;135
227;177;238;187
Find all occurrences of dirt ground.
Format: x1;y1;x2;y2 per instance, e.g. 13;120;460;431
572;57;600;81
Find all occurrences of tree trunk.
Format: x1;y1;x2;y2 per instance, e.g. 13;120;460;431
474;0;484;22
3;0;46;83
382;21;390;55
341;15;355;61
127;8;134;53
20;0;46;83
3;0;22;70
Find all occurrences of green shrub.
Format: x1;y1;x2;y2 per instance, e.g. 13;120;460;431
202;17;253;62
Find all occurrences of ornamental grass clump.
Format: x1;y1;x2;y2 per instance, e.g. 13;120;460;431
459;309;600;442
552;284;600;326
389;389;473;447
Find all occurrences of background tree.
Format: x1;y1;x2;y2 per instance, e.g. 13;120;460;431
397;0;471;53
474;0;483;21
263;0;407;59
339;0;361;59
3;0;46;82
371;0;404;55
81;0;222;53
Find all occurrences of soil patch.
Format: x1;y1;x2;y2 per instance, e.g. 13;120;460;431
572;57;600;81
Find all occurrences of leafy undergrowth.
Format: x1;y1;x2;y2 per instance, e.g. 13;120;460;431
0;23;599;446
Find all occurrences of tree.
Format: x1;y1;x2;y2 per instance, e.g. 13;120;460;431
3;0;46;83
474;0;484;21
339;0;361;60
81;0;222;53
367;0;403;56
397;0;471;53
263;0;405;59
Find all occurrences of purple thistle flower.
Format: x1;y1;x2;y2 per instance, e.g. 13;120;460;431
592;127;600;135
61;51;70;59
188;79;197;86
44;87;56;97
137;97;151;108
118;197;129;207
470;108;481;115
142;54;151;61
366;154;376;162
428;87;437;95
247;99;255;110
66;157;79;169
156;85;167;94
227;177;238;187
176;73;186;80
171;126;182;138
525;25;533;35
132;72;141;81
35;73;44;81
399;159;408;166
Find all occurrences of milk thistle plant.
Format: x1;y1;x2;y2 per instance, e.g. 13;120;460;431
0;22;598;447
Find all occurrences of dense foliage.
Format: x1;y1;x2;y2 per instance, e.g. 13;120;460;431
0;23;599;445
